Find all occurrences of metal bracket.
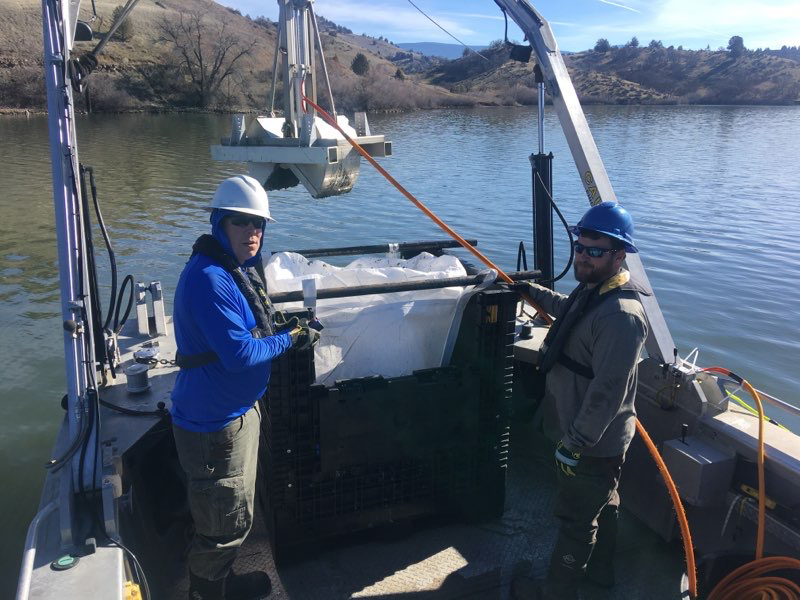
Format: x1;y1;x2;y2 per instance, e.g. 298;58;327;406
135;281;167;337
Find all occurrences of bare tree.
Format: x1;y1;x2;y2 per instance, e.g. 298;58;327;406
158;12;256;108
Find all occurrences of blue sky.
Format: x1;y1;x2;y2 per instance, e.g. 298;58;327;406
221;0;799;52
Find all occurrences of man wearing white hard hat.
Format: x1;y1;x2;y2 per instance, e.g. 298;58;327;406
170;175;313;599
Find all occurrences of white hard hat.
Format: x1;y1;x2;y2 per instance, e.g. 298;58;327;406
208;175;276;222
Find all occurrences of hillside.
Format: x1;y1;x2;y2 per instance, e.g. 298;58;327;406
427;43;800;106
0;0;475;112
2;0;799;112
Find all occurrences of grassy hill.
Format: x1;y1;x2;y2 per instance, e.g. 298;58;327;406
0;0;475;112
427;43;800;105
2;0;799;112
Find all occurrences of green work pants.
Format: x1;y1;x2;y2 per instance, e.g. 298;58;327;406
173;404;261;582
545;453;623;599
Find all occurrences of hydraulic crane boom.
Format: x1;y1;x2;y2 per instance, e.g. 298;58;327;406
494;0;676;363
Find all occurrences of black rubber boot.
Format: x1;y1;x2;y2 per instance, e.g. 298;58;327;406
510;560;550;600
224;570;272;600
189;571;225;600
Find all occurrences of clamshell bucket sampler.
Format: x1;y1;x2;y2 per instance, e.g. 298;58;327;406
211;0;392;198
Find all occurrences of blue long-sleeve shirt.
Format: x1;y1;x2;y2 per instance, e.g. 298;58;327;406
170;252;291;432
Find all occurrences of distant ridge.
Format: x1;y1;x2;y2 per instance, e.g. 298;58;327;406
397;42;488;60
2;0;799;111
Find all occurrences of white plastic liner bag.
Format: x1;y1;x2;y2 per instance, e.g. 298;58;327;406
264;251;494;386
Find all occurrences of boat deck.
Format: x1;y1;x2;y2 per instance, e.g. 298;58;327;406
151;419;686;600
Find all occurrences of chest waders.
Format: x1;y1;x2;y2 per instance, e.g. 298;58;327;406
175;234;276;369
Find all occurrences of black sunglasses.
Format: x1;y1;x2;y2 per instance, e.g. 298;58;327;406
228;215;265;229
573;241;617;258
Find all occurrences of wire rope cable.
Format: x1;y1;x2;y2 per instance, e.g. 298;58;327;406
405;0;489;61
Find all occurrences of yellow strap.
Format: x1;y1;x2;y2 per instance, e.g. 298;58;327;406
598;270;630;296
124;581;141;600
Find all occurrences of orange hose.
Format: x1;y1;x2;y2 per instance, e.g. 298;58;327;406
701;367;800;600
299;100;800;598
703;367;766;558
301;96;552;324
635;417;698;598
707;557;800;600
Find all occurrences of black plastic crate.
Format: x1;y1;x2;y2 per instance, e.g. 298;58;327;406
258;289;517;561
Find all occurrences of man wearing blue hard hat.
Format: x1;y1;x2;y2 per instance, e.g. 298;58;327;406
171;175;316;600
513;202;649;600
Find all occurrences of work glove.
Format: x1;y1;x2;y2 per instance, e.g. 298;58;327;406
289;321;321;351
555;441;581;477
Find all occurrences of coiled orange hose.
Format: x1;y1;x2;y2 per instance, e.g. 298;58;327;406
702;367;800;600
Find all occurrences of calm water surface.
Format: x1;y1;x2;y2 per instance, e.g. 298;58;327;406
1;106;799;590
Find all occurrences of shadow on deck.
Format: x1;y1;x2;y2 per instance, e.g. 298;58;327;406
137;419;685;600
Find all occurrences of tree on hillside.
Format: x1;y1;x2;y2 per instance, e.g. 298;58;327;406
626;36;640;48
394;68;405;80
648;39;664;49
351;52;370;76
158;12;256;108
728;36;745;57
594;38;611;53
111;5;134;42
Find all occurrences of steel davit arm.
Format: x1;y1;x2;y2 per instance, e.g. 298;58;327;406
494;0;676;363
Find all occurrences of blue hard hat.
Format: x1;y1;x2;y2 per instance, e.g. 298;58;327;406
570;201;638;253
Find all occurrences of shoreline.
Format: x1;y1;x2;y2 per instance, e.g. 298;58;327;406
3;100;798;117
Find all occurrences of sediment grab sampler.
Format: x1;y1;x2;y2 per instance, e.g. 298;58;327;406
211;0;392;198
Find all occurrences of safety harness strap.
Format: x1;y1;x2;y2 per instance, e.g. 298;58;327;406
176;235;274;369
538;271;643;379
556;353;595;379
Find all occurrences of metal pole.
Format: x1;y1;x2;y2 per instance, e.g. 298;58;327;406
268;9;282;116
269;270;541;304
308;2;336;118
496;0;676;362
531;152;554;288
535;63;544;154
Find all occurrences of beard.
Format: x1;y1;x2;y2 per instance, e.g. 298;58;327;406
574;259;616;284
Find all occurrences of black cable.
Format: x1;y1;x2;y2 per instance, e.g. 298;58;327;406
79;164;107;370
112;538;151;600
99;398;169;418
533;170;574;284
114;274;135;334
47;151;94;471
84;471;153;600
86;167;118;333
77;388;97;501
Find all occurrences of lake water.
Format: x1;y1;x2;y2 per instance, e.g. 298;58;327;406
1;105;799;591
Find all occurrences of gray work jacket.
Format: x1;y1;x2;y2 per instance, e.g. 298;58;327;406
526;270;648;457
